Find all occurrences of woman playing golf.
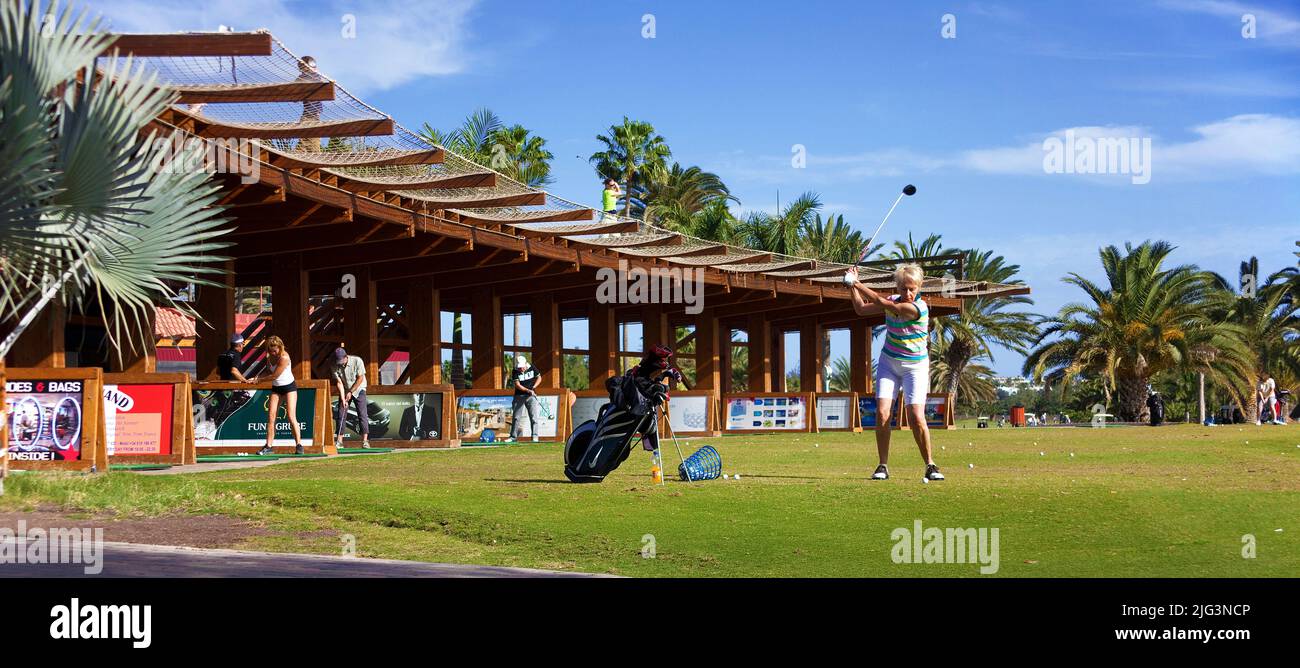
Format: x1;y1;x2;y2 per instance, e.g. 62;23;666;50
844;263;944;481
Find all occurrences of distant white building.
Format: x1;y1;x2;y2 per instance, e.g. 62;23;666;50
993;375;1044;395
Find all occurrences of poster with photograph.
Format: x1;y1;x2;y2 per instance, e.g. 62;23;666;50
668;395;710;433
103;383;174;456
334;392;444;442
816;396;851;430
457;394;558;442
571;395;606;429
859;396;899;428
924;395;949;427
5;379;84;462
191;388;316;447
725;395;806;431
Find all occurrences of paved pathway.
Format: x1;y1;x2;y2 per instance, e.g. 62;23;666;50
0;541;610;578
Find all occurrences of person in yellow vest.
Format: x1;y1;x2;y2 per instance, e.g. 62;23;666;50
601;178;620;221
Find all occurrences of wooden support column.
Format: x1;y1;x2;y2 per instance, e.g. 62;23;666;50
589;303;616;386
112;307;157;373
747;313;771;392
770;327;786;391
471;287;502;389
406;276;441;384
270;252;312;380
530;293;561;388
195;260;235;380
342;266;379;383
850;319;872;394
6;302;66;368
694;309;721;392
800;318;823;393
642;304;669;351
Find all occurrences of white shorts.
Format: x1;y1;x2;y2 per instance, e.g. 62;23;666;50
876;354;929;406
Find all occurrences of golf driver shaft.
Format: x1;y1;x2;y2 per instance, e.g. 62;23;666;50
858;192;906;263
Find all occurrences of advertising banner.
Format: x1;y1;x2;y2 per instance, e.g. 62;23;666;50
816;396;852;430
103;383;174;456
192;388;316;447
859;396;900;428
5;379;84;462
457;393;559;441
726;395;806;431
668;395;710;433
334;391;444;442
571;395;605;429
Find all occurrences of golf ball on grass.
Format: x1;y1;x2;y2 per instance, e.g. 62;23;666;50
723;474;730;480
968;463;974;469
922;478;929;484
734;474;741;480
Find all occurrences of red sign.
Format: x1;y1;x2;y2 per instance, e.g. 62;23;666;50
103;384;174;456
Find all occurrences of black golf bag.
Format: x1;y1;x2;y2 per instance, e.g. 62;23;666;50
1147;392;1165;426
564;346;678;483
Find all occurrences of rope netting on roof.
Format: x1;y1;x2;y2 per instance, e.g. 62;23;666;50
101;31;1027;298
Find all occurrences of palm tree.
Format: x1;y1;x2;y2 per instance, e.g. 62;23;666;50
1023;241;1255;421
884;232;948;269
1;0;232;362
741;191;821;256
828;357;852;392
589;117;672;217
800;213;865;264
490;124;554;188
930;250;1037;406
641;163;735;229
930;338;998;410
1205;257;1300;420
418;108;554;187
683;200;741;245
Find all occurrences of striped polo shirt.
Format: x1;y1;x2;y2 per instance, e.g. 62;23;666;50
882;296;929;363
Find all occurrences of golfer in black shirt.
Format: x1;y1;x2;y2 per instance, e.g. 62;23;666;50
510;355;540;442
217;333;255;383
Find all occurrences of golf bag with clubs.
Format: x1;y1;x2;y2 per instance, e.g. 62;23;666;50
564;345;681;483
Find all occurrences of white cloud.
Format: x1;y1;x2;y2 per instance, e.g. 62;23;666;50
87;0;479;94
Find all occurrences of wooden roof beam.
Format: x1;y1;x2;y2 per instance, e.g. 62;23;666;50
105;32;273;57
174;81;335;104
337;171;495;193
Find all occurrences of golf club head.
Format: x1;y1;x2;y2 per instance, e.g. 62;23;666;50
903;184;916;196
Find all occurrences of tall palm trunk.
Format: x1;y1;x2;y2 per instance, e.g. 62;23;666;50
451;313;465;388
1118;373;1149;422
943;337;975;408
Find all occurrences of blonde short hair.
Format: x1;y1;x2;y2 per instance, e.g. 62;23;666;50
894;263;924;286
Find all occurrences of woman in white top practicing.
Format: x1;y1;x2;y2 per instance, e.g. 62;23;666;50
257;335;305;455
844;263;944;482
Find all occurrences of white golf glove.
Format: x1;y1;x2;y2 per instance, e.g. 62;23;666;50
842;271;856;287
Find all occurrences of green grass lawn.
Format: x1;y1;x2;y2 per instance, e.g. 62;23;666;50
4;424;1298;577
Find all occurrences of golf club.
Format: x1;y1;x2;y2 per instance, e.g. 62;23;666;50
857;184;917;263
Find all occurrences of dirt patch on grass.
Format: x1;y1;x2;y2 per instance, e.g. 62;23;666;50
0;506;294;549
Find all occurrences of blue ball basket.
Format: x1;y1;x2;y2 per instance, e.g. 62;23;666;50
678;445;722;481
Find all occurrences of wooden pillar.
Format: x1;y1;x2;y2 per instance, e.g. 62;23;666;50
6;302;66;368
271;252;312;380
800;318;823;393
342;266;379;383
770;327;785;391
589;303;616;386
530;293;561;388
112;307;157;373
406;276;441;384
642;304;669;351
746;313;771;392
471;286;502;389
195;260;235;380
694;309;721;391
850;320;872;394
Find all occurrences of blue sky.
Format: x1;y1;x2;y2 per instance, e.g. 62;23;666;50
91;0;1300;375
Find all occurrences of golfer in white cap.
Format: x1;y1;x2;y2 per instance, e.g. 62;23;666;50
217;333;255;383
510;355;541;442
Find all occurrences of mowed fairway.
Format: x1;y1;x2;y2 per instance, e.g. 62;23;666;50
4;424;1298;577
